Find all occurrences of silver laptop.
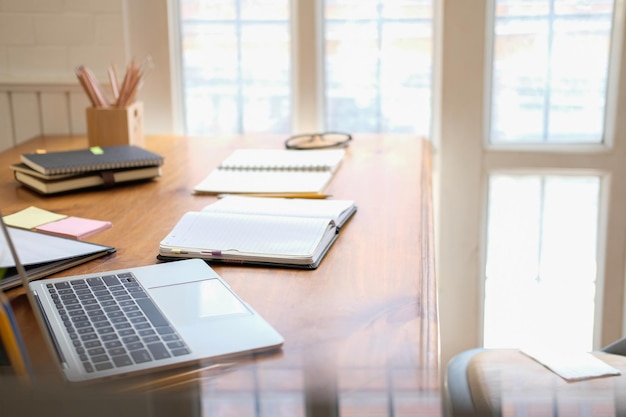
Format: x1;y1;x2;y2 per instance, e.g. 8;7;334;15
0;210;283;382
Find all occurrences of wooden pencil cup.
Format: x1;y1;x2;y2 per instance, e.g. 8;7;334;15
86;101;144;147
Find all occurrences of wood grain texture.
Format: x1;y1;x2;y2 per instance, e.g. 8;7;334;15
1;134;440;416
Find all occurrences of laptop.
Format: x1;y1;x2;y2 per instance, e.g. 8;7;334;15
0;210;283;383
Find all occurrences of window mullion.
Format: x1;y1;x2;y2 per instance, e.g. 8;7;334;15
291;0;324;133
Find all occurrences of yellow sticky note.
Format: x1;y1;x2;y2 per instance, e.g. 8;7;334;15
3;206;68;230
89;146;104;155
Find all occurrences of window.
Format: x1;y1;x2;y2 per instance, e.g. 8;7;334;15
437;0;626;366
480;0;615;352
484;174;600;352
177;0;291;134
489;0;613;143
176;0;433;135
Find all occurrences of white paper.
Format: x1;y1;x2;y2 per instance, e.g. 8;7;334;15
522;349;621;381
203;196;355;225
160;211;334;258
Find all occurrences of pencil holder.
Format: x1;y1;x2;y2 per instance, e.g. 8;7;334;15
86;101;144;148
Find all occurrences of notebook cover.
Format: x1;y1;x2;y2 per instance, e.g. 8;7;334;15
21;145;164;175
14;166;162;195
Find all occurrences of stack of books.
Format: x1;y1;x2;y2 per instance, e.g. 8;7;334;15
11;145;164;195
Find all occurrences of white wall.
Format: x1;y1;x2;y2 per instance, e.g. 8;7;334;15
0;0;126;82
0;0;175;149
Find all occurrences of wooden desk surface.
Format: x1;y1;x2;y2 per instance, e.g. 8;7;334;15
0;134;439;416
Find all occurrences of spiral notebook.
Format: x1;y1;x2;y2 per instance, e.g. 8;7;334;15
21;146;164;176
193;148;345;197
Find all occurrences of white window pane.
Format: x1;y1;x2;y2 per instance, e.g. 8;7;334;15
178;0;290;134
178;0;433;134
484;175;599;352
324;0;433;134
490;0;614;144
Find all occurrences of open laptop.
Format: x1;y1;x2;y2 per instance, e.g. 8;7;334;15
0;210;283;383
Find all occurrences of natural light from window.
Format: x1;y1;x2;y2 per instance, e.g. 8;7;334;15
484;175;600;353
490;0;613;143
177;0;433;135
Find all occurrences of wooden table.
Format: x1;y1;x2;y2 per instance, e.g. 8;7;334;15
0;134;439;417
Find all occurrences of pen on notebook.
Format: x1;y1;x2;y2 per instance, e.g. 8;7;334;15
216;193;332;199
169;249;188;254
200;250;223;256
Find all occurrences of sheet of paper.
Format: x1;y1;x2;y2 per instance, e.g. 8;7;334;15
3;206;67;229
219;148;345;170
203;196;354;224
522;349;621;382
194;170;334;195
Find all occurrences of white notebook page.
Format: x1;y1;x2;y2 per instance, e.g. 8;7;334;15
161;212;334;257
193;170;334;194
219;149;345;170
203;196;354;224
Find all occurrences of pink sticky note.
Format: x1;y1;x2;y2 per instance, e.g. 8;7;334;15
35;216;112;240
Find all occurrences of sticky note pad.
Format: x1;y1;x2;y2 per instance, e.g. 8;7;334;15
35;216;112;240
3;206;67;229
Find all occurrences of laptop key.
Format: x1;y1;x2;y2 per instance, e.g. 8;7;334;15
88;348;106;356
112;355;133;367
172;348;191;357
147;342;171;360
135;298;168;327
156;326;175;335
143;336;160;343
130;349;152;364
108;347;126;356
86;277;104;287
102;275;120;286
167;341;185;349
126;342;144;351
102;334;119;342
83;362;94;373
95;362;114;371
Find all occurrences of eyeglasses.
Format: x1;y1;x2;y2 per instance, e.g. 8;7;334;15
284;132;352;150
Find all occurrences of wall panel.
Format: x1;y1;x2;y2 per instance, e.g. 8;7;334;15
41;92;71;135
69;91;90;134
11;92;41;144
0;83;86;145
0;93;12;151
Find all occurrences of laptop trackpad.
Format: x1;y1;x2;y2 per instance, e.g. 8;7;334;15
148;278;251;325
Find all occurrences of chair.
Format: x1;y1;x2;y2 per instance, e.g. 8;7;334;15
443;343;626;417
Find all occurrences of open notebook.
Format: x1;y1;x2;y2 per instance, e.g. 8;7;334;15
0;209;283;383
158;196;357;269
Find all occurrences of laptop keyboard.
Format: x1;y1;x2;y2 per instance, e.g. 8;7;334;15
45;272;191;374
